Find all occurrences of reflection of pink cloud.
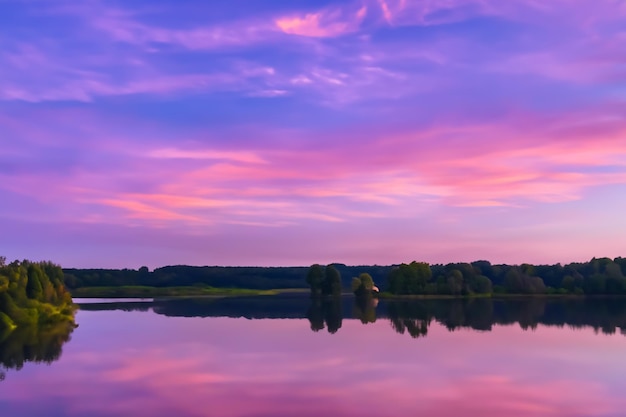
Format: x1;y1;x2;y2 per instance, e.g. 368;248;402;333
2;317;626;417
417;376;615;417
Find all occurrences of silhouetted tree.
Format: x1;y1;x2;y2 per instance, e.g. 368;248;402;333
387;262;431;295
352;273;376;296
306;264;324;297
322;265;342;296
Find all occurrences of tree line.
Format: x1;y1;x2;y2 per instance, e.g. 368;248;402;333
306;258;626;297
0;257;75;332
385;258;626;296
63;257;626;296
64;265;311;290
63;264;390;291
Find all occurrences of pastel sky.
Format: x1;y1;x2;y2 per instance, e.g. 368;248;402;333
1;0;626;268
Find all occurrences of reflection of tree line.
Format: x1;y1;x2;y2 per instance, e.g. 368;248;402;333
307;297;383;333
303;297;626;337
307;298;343;333
151;296;310;319
77;296;626;337
307;297;626;336
388;298;626;338
0;322;75;381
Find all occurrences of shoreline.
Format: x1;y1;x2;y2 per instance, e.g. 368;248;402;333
69;286;626;300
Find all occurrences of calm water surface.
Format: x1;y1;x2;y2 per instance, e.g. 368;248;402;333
1;296;626;417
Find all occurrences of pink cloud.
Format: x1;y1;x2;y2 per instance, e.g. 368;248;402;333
275;6;367;38
96;199;200;223
0;53;259;102
3;0;626;266
146;148;267;164
491;43;626;84
378;0;394;23
5;0;622;107
49;3;277;51
247;89;290;97
3;104;626;234
381;0;626;28
1;29;285;102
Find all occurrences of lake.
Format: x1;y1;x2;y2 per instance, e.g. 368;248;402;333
1;296;626;417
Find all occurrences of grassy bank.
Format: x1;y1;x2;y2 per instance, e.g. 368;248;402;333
71;285;308;298
376;292;621;300
377;292;494;300
73;286;618;299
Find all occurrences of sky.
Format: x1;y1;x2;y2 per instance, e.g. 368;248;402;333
1;0;626;268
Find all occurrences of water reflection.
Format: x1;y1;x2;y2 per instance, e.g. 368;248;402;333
0;322;76;381
78;296;626;337
1;297;626;417
382;298;626;338
388;301;430;338
352;296;377;324
306;297;343;333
